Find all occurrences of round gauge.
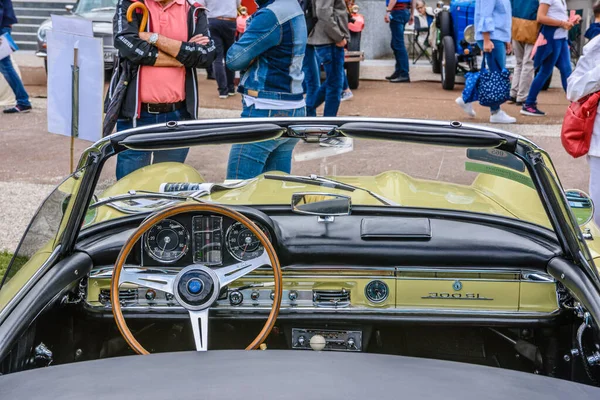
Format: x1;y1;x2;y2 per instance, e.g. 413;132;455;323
226;221;272;261
365;280;389;303
145;219;190;263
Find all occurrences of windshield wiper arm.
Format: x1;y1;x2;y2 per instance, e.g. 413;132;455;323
264;174;356;192
264;174;399;206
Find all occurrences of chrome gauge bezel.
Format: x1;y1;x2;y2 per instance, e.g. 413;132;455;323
144;218;190;264
225;221;272;262
364;280;389;304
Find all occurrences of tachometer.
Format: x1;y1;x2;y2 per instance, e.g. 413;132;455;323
145;219;190;263
225;221;272;261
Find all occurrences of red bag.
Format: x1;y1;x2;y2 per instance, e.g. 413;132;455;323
561;92;600;158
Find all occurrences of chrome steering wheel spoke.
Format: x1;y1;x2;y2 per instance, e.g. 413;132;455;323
214;252;271;287
189;309;209;351
118;268;176;295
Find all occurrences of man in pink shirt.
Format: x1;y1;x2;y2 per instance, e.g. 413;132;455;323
107;0;216;179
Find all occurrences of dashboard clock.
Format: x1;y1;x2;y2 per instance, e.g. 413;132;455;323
365;280;389;303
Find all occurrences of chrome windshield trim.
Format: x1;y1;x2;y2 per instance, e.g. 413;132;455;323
0;245;62;324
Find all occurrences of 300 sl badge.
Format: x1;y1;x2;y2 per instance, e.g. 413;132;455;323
421;293;493;300
422;280;493;300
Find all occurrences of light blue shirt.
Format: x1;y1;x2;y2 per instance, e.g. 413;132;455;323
475;0;513;43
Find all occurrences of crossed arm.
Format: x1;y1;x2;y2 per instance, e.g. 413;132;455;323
139;32;210;67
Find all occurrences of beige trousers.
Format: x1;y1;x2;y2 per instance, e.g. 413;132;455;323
510;40;535;103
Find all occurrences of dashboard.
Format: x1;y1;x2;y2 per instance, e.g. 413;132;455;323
80;210;564;330
140;213;273;267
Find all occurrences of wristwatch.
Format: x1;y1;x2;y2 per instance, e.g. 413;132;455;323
148;33;159;45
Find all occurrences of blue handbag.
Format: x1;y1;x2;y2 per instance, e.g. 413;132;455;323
477;56;511;107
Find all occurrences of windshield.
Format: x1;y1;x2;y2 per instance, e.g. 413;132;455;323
0;168;87;307
86;136;552;230
76;0;117;13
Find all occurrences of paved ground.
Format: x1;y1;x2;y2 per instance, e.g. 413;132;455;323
0;62;583;253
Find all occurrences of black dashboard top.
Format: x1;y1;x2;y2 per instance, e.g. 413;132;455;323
76;211;562;270
1;351;597;399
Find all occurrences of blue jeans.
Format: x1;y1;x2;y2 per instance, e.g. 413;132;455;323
0;28;30;107
226;103;304;179
303;44;320;117
478;40;507;112
390;9;410;78
312;44;345;117
525;38;571;106
116;108;190;180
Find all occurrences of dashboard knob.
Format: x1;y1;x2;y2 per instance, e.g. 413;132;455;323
145;289;156;301
251;291;260;301
310;335;326;351
297;335;306;347
347;337;356;349
288;290;298;301
270;291;275;301
165;293;175;301
229;291;243;306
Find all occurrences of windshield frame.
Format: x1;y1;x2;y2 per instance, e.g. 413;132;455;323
62;118;600;277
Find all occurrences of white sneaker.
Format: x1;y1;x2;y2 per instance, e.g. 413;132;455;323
455;97;476;118
489;110;517;124
341;90;354;102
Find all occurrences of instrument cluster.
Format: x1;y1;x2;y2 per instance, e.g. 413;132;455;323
141;214;273;267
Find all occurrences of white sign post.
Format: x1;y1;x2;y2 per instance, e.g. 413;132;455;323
46;15;103;172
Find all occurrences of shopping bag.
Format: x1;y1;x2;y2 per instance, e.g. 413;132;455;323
477;56;511;107
462;71;480;103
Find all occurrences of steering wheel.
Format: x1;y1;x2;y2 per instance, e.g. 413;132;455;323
111;203;282;354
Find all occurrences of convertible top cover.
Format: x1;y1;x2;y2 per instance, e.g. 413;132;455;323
0;351;598;399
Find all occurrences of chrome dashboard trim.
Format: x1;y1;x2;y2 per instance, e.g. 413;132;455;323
0;245;62;324
84;303;561;319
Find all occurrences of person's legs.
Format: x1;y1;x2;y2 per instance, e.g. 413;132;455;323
116;116;153;180
151;109;191;164
510;40;525;101
518;43;535;103
263;107;305;173
303;44;321;117
227;104;275;179
316;45;344;117
209;20;229;97
221;20;237;94
343;73;349;91
555;39;572;91
389;9;410;79
312;45;332;112
524;42;561;108
0;54;31;109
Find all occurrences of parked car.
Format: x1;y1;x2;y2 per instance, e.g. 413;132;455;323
430;0;480;90
36;0;118;74
1;118;600;397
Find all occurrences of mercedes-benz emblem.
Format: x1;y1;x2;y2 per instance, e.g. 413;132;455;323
453;280;462;291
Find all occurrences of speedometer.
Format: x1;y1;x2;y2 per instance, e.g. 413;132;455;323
225;222;272;261
145;219;190;263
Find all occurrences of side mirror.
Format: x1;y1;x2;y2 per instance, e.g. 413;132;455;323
291;193;351;217
65;4;74;13
565;189;595;226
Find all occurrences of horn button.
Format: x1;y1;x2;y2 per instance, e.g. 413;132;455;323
176;270;215;307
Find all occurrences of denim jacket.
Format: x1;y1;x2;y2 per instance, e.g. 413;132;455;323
226;0;307;101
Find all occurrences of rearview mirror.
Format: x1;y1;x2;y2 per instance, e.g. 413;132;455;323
565;189;594;226
291;193;351;216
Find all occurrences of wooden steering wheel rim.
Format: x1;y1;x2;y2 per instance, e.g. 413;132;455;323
111;202;283;355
